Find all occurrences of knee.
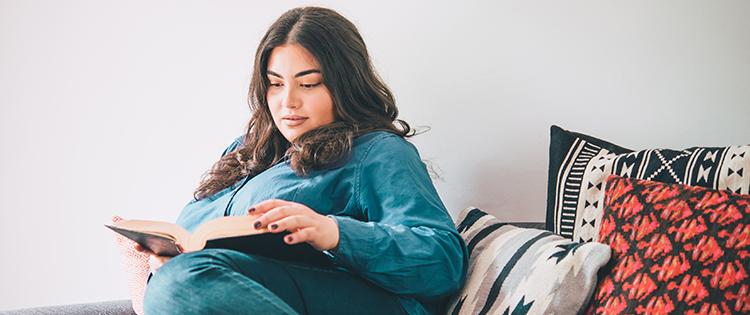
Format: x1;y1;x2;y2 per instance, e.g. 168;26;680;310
143;249;258;314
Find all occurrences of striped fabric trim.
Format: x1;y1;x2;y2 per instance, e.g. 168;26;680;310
553;139;605;237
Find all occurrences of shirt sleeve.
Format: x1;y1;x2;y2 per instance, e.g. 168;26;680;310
327;135;469;301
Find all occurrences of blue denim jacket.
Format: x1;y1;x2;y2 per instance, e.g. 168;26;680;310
175;131;468;315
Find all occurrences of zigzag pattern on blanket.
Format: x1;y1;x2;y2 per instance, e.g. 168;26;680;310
547;125;750;243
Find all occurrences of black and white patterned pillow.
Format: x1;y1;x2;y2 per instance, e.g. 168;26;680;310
546;125;750;242
446;207;610;315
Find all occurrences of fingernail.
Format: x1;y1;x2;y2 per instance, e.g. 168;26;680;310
248;208;255;213
253;221;262;229
286;236;293;243
270;223;278;230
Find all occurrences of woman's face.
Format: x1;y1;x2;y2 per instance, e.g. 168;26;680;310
266;44;335;143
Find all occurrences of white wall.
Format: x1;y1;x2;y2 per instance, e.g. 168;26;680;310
1;0;748;310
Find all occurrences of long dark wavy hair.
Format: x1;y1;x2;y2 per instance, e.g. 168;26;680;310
193;6;414;201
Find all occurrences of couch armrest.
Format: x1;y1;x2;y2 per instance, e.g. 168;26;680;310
1;300;135;315
504;222;546;230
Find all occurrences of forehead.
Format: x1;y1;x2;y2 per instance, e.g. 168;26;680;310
266;44;320;75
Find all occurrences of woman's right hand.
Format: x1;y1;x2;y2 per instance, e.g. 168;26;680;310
134;243;181;273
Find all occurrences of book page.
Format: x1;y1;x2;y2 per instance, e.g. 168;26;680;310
187;215;268;251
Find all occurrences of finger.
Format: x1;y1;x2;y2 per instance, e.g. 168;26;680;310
154;255;171;264
148;255;164;270
284;226;317;245
134;243;153;254
268;214;316;233
253;205;303;229
247;212;262;221
248;199;293;215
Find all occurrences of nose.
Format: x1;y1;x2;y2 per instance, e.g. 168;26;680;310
281;85;301;109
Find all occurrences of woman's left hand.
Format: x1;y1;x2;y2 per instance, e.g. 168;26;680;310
248;199;339;252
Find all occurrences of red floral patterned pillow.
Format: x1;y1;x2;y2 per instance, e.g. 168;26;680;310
112;216;149;315
587;175;750;314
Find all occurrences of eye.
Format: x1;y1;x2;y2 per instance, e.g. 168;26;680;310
301;83;322;89
269;82;283;88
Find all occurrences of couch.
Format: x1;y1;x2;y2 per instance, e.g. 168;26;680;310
0;223;543;315
5;125;749;314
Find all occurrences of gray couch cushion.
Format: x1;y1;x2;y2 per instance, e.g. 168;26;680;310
0;300;135;315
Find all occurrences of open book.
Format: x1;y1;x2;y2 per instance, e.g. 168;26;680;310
105;215;331;267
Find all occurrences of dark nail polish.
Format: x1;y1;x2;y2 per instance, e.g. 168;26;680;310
253;221;262;229
248;207;255;213
286;236;293;243
270;223;278;230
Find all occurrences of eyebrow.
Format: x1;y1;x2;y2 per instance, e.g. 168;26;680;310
267;69;321;79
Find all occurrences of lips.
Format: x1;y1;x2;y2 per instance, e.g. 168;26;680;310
282;115;308;120
282;115;308;127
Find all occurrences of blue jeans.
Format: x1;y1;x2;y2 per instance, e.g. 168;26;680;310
143;248;408;315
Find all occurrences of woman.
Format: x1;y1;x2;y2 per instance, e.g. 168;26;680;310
139;6;467;315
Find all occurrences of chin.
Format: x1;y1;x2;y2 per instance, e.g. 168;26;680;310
281;130;300;143
279;126;317;143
